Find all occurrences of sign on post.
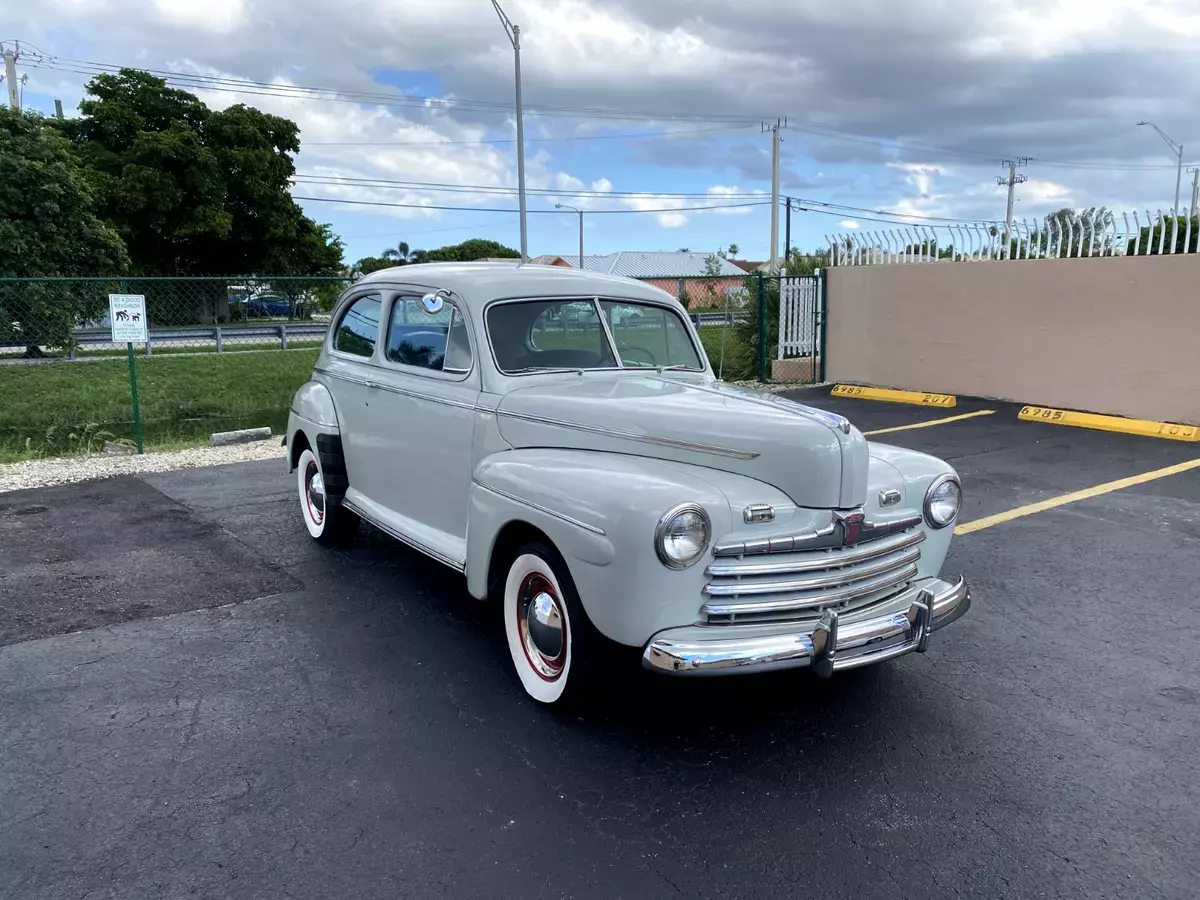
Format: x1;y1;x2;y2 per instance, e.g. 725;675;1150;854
108;294;148;344
108;293;146;455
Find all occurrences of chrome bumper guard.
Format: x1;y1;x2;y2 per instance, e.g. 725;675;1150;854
642;577;971;676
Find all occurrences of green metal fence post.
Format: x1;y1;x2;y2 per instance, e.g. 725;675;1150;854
757;273;767;382
120;278;144;454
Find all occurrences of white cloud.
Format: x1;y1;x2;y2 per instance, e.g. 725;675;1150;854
840;220;860;228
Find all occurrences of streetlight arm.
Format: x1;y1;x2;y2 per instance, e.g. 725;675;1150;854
1138;121;1182;156
490;0;518;47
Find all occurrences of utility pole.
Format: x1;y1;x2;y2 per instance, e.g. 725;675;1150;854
765;119;785;270
555;203;583;268
996;158;1029;253
784;197;792;270
3;42;19;111
1188;167;1199;219
490;1;528;262
1138;121;1184;214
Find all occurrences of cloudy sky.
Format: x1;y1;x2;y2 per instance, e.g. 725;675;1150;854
4;0;1199;264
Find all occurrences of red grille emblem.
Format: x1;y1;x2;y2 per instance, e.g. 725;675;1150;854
836;511;866;546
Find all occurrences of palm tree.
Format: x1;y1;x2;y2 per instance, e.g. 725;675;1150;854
727;243;740;258
382;241;413;264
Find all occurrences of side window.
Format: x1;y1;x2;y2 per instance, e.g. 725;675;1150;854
386;295;473;374
601;300;702;369
334;294;382;358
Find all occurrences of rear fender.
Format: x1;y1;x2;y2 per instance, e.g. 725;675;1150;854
287;382;346;494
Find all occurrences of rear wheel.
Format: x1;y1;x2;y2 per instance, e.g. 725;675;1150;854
503;542;599;708
296;447;357;545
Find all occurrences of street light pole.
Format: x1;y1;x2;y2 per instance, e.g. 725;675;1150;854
491;0;528;262
1138;121;1185;214
555;203;583;268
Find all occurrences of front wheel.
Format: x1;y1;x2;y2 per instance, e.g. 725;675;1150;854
296;447;358;545
503;542;599;708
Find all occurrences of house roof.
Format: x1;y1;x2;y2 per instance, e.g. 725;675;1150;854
529;255;575;266
731;259;768;272
578;251;745;278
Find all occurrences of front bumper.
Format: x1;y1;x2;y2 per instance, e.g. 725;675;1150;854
642;576;970;676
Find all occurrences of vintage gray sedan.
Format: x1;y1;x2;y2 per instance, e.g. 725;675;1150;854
287;263;970;706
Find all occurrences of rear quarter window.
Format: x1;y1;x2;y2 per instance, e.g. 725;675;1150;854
334;294;382;357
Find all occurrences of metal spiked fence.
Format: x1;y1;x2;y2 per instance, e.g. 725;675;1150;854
826;209;1200;265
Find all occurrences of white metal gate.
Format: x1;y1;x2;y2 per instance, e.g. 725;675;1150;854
777;272;821;359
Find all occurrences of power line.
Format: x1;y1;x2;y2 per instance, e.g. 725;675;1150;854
291;173;769;200
301;124;749;147
292;195;773;215
26;53;762;124
23;45;1197;172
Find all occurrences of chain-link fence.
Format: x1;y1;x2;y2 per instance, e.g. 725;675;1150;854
0;276;350;461
0;271;823;462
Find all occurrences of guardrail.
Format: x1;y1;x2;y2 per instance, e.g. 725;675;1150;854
67;322;330;357
690;312;749;326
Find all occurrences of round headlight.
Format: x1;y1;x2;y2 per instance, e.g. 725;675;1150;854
924;474;961;528
655;503;711;569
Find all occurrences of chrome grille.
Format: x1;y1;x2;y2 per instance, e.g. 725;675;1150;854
703;529;923;625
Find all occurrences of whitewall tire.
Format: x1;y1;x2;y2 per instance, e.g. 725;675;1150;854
503;543;603;707
296;446;357;545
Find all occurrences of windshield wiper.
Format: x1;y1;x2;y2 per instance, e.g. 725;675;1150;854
509;366;585;375
655;363;698;373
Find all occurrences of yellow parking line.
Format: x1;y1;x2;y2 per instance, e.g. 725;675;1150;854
865;410;995;437
955;457;1200;535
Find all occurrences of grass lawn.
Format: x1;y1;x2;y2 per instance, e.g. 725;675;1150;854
0;348;319;462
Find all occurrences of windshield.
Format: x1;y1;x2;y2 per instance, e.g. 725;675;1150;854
487;298;704;374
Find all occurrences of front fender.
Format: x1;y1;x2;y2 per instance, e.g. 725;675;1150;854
468;449;735;646
868;441;960;577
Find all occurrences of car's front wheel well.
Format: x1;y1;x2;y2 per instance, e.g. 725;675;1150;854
289;430;311;472
487;520;556;602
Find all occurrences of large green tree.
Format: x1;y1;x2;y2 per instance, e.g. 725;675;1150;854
66;69;342;277
412;239;520;263
0;109;128;353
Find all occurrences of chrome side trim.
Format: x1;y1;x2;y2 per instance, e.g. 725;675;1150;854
339;496;465;572
707;530;925;577
701;562;919;615
712;515;922;557
494;408;760;460
473;481;607;536
314;366;478;410
314;367;373;389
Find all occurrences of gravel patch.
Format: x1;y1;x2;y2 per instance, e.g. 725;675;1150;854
0;439;287;494
725;379;824;394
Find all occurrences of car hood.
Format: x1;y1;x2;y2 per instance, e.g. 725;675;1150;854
494;375;868;509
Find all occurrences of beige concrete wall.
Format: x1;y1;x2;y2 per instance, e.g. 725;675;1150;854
826;256;1200;424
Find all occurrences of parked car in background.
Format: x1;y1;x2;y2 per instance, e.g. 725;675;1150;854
287;263;971;707
230;294;304;319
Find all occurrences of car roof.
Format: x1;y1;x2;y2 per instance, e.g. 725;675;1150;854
354;262;680;311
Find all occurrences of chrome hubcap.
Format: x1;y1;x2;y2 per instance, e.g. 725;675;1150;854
518;574;566;680
305;463;325;524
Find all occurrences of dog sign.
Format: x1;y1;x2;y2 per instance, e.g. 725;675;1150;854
108;294;148;343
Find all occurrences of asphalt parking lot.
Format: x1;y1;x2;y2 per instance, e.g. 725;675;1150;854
2;385;1198;900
